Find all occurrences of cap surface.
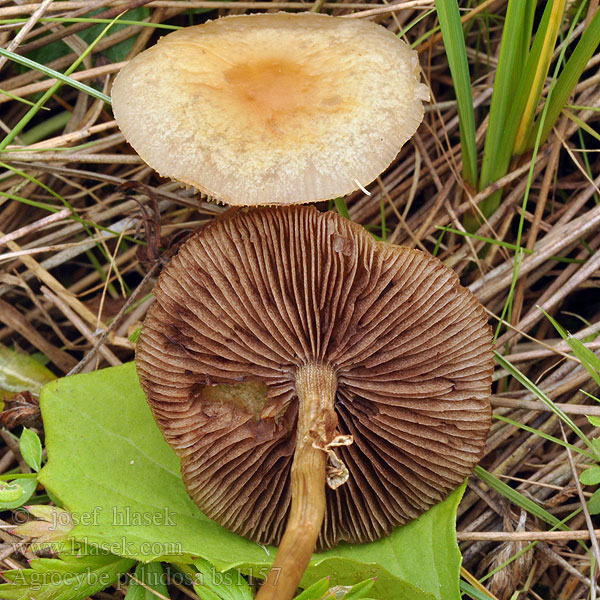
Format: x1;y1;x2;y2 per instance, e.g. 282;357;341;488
136;206;493;549
112;13;429;206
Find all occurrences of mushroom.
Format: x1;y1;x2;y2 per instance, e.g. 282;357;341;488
111;12;429;206
136;205;493;599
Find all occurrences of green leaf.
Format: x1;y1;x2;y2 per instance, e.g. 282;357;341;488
494;413;594;459
125;562;169;600
588;489;600;515
580;466;600;486
0;478;38;509
460;580;494;600
20;427;43;472
0;343;56;394
512;0;567;154
0;15;121;151
494;352;598;459
588;416;600;428
343;578;376;599
0;481;26;502
192;557;252;600
38;363;464;600
293;577;330;600
0;550;135;600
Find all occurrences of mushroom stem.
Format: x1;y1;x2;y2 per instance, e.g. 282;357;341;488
256;362;337;600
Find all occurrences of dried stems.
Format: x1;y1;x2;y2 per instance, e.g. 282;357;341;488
0;1;599;598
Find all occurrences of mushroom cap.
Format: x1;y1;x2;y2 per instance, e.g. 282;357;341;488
112;13;429;206
136;206;493;550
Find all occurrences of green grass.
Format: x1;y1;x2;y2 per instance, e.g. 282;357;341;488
0;18;121;151
435;0;599;230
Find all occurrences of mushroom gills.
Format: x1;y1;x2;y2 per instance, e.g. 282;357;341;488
135;205;493;600
185;362;351;600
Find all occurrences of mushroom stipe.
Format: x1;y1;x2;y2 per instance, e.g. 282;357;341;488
136;205;494;599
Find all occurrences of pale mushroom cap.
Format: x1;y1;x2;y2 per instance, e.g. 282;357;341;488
112;13;429;206
136;206;493;549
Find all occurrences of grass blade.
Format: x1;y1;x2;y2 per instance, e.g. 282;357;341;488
334;197;351;220
513;0;568;154
475;0;567;222
480;0;530;191
435;226;535;252
460;581;496;600
0;16;120;150
0;47;112;106
529;8;600;149
539;308;600;387
494;414;595;460
494;352;599;459
435;0;478;188
474;466;568;530
476;0;536;224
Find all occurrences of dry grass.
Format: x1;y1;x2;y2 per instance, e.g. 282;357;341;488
0;1;599;599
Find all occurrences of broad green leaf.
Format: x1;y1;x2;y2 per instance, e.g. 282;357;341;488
0;478;38;509
0;550;135;600
294;577;330;600
588;416;600;428
125;562;169;600
38;363;465;600
342;578;376;599
588;489;600;515
0;481;25;502
0;343;55;394
20;426;43;472
579;467;600;486
192;557;252;600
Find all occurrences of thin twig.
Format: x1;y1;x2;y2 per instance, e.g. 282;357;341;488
562;422;600;599
41;286;122;367
457;530;600;542
68;263;159;376
0;0;54;73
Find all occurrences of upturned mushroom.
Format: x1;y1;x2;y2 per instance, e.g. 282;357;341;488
111;12;429;206
136;206;493;599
